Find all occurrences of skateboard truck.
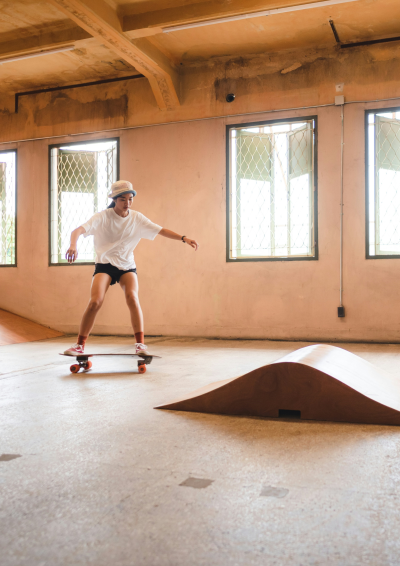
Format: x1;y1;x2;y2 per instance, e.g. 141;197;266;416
69;356;92;374
138;356;152;374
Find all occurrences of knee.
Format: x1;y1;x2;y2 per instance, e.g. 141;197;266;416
126;292;139;307
88;298;103;312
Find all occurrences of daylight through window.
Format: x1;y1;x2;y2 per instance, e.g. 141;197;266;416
0;151;16;266
367;109;400;257
50;139;118;264
228;119;316;260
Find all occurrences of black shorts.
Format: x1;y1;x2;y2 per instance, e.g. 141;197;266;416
93;263;137;286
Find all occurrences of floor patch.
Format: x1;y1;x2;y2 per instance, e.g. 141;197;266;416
0;454;22;462
180;477;214;489
260;485;289;498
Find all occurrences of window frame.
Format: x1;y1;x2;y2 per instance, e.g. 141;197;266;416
226;116;318;263
0;148;17;268
365;106;400;260
48;137;120;267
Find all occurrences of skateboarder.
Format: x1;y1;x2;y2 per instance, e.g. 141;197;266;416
63;180;199;357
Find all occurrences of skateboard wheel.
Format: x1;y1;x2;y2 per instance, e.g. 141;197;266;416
70;364;80;373
138;364;146;374
84;361;92;370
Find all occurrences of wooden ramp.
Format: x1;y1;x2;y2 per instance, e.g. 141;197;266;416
156;344;400;426
0;309;63;346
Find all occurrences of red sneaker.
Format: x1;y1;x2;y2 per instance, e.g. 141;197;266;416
64;344;85;356
135;343;150;356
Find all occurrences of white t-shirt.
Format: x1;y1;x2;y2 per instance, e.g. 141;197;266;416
82;208;162;270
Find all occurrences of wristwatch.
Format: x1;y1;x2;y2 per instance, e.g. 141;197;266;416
181;235;186;243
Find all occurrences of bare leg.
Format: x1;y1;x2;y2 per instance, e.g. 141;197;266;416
119;272;143;334
79;273;111;336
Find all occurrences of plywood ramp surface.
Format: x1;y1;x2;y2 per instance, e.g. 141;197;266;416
0;309;63;346
156;344;400;426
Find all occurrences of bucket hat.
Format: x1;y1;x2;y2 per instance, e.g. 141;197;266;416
108;180;136;199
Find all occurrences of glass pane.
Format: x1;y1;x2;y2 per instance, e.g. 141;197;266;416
273;132;289;256
289;127;312;179
61;193;95;262
371;114;400;255
236;132;272;182
239;179;271;256
230;120;315;259
50;140;118;264
377;118;400;172
58;151;97;193
368;115;376;256
377;169;400;253
290;174;310;255
289;126;312;255
0;152;16;266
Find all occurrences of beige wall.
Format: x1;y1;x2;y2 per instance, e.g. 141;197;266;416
1;44;400;341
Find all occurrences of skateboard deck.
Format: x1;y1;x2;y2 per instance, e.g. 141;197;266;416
59;352;161;374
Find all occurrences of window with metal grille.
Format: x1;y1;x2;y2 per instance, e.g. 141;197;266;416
227;118;317;261
366;109;400;258
49;139;119;265
0;150;16;267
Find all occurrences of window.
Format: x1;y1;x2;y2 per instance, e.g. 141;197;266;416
227;118;317;261
366;108;400;258
49;139;119;264
0;150;16;266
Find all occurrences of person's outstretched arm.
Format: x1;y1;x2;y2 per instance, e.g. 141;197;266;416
158;228;199;251
66;226;86;263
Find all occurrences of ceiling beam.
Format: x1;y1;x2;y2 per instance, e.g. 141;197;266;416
122;0;357;37
47;0;180;110
0;25;90;59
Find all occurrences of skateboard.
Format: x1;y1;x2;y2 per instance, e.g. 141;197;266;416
59;353;161;374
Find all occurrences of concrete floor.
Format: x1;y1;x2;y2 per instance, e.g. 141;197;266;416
2;336;400;566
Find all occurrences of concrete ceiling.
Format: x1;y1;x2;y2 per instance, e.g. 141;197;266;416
146;0;400;60
0;0;399;106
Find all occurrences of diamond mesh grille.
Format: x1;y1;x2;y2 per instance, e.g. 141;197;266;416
50;141;118;264
368;111;400;256
229;121;315;259
0;152;16;266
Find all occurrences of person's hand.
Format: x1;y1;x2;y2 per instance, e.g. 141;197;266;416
65;246;78;263
183;237;199;251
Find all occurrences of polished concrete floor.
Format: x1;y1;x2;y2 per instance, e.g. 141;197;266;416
2;336;400;566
